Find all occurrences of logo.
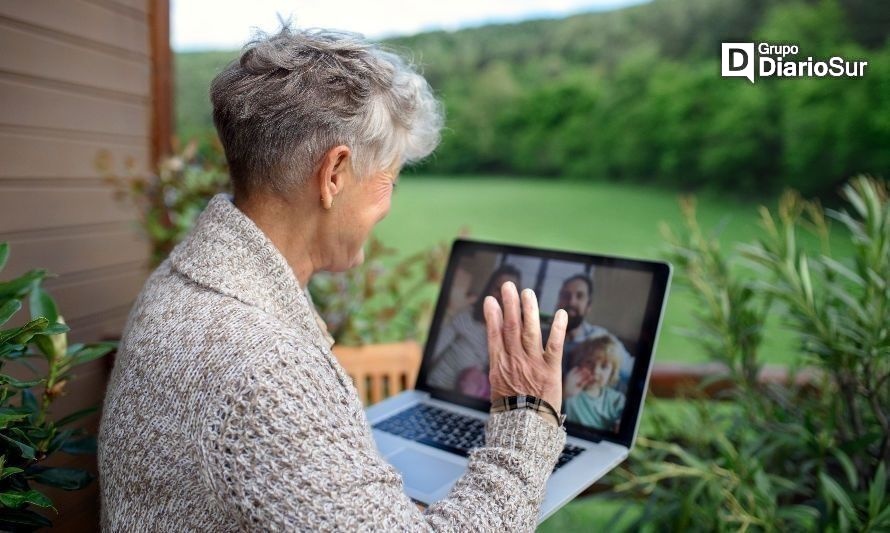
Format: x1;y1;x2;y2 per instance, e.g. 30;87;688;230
721;42;868;84
722;43;755;83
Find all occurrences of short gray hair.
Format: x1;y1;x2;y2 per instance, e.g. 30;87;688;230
210;27;443;195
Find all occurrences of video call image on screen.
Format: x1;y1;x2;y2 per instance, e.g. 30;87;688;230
425;250;654;434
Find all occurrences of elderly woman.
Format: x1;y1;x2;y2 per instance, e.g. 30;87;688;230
99;27;567;531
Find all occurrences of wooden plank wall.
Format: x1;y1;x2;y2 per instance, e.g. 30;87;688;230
0;0;163;530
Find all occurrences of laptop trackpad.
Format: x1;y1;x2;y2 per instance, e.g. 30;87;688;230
388;448;464;496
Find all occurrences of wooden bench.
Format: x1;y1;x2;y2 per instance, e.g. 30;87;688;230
333;341;423;405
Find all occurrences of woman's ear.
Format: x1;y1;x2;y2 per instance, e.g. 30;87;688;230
318;145;351;210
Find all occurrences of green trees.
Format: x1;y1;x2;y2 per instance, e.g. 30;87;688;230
401;0;889;197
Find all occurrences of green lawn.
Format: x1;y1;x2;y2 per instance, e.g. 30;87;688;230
372;175;802;365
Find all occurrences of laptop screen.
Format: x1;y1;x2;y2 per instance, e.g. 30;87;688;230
416;239;671;448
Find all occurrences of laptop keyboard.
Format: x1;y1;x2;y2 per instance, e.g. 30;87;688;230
373;403;584;472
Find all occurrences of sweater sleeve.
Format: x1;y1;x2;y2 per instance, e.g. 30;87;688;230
196;343;566;531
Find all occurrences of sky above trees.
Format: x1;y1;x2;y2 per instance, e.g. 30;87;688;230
171;0;646;51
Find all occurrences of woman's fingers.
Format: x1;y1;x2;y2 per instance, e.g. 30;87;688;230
483;295;504;367
545;309;568;368
500;282;524;356
520;288;542;355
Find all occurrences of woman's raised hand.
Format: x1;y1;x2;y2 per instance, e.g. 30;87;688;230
485;281;567;414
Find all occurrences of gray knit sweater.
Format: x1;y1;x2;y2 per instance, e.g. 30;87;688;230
98;194;566;531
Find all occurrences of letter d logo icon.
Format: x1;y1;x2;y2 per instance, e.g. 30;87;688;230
722;43;755;83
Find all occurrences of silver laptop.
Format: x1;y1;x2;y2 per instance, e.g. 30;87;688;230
367;239;672;522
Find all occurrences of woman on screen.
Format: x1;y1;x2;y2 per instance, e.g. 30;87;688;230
427;264;521;398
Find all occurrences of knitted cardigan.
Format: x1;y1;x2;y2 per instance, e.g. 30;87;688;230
98;194;566;531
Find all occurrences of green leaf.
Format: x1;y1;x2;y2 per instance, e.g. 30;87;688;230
27;287;58;324
21;426;51;442
54;406;98;428
777;504;820;522
799;254;814;305
20;390;37;414
0;299;21;327
32;334;56;359
872;505;890;528
820;256;865;286
31;323;69;360
832;449;859;488
0;407;32;428
66;343;115;368
754;469;772;496
0;508;53;529
0;243;8;273
0;342;25;359
0;317;49;345
869;462;887;520
26;466;93;490
145;215;168;240
0;466;23;480
0;433;36;460
0;488;53;509
821;472;859;524
60;435;96;455
40;323;69;336
0;375;44;390
65;343;84;356
46;428;74;455
0;270;46;299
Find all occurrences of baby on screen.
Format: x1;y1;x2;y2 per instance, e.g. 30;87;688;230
564;335;627;432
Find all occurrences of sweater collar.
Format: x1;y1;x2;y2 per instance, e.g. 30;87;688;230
168;194;334;350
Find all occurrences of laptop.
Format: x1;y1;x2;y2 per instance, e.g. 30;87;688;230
366;238;672;521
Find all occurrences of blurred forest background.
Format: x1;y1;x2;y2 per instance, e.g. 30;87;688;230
176;0;889;198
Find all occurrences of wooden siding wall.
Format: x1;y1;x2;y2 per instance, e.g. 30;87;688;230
0;0;163;529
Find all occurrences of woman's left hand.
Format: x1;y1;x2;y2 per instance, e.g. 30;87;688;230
485;282;567;414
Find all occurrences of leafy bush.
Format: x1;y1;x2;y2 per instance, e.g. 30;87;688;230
99;140;230;267
615;176;890;531
0;244;115;530
308;236;448;346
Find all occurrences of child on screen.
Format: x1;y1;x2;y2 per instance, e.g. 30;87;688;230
564;335;626;432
